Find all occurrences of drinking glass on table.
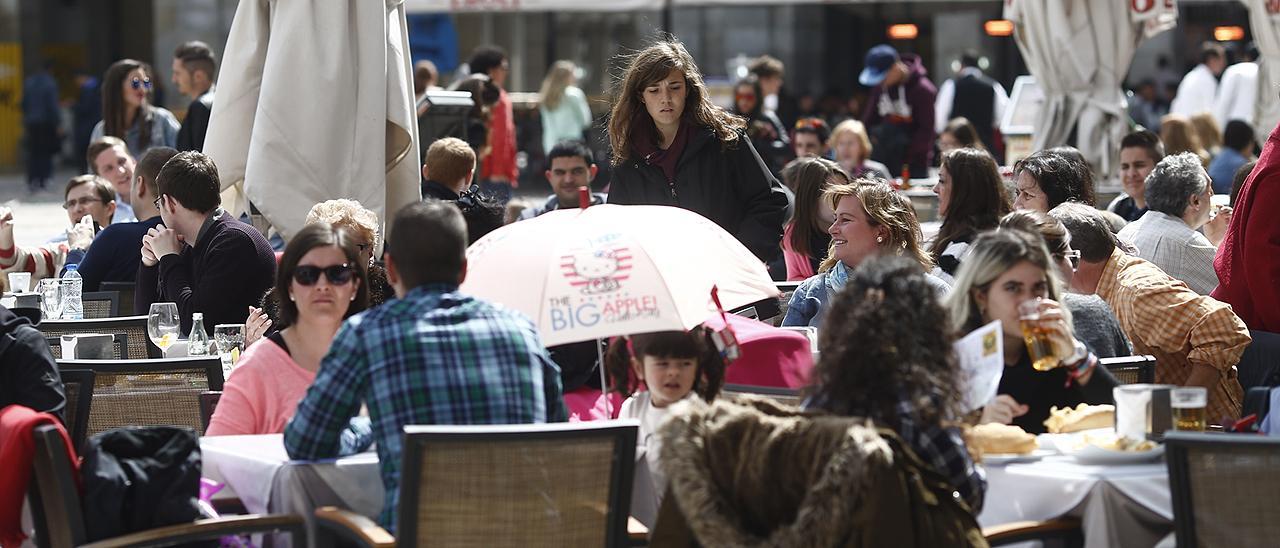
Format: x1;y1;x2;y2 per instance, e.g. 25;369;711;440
1171;387;1208;432
213;323;245;377
8;272;30;293
1018;298;1060;371
147;303;180;356
39;279;63;320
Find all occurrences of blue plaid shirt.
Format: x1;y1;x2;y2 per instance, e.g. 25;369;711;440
283;284;567;531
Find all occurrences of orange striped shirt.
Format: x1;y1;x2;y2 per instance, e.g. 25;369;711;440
1097;248;1249;422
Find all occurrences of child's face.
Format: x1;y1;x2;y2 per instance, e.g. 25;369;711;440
635;355;698;407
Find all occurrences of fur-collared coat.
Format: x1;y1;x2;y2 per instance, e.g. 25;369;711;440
651;396;988;548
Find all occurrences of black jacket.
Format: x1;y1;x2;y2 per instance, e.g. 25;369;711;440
81;426;204;541
608;128;788;262
0;305;63;419
176;90;214;152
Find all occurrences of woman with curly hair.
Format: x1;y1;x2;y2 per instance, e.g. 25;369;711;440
90;59;179;159
607;39;789;262
782;180;946;327
946;229;1116;433
805;255;984;512
930;147;1010;281
780;157;840;280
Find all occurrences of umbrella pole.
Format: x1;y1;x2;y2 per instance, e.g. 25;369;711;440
597;337;611;418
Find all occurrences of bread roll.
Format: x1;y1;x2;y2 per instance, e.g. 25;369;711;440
1044;404;1115;434
969;423;1038;455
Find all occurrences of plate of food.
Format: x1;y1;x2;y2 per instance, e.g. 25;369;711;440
1067;432;1164;464
969;423;1051;464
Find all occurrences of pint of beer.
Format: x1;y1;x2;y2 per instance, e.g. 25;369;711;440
1171;387;1208;432
1017;299;1059;371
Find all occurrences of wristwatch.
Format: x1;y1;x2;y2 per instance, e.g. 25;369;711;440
1065;340;1090;372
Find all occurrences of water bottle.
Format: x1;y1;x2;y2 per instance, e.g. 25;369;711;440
61;264;83;320
189;312;210;356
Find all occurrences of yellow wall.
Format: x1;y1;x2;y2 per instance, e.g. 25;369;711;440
0;43;21;167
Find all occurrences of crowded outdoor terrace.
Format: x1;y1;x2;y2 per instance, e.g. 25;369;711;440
2;1;1279;546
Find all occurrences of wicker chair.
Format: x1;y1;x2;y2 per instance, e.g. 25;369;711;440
315;421;640;548
721;383;803;407
99;281;136;315
1100;355;1156;385
58;369;95;452
80;291;121;319
44;333;129;360
26;423;305;548
57;357;223;439
38;315;159;359
1166;432;1280;547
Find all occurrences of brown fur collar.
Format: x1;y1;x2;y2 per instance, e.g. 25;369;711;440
657;395;893;547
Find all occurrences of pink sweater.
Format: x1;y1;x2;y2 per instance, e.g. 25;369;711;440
205;339;316;436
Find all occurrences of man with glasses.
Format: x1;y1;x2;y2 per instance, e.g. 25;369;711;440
0;175;114;290
137;151;276;334
74;147;178;293
519;140;605;220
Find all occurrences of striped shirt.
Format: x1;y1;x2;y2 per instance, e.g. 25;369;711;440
1097;249;1249;421
1118;210;1219;295
283;284;567;531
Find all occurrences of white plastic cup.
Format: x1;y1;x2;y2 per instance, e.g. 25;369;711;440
8;272;31;293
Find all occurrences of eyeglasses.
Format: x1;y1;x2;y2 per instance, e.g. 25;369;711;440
62;197;103;210
130;77;152;90
293;264;354;286
1060;250;1081;270
153;195;165;210
735;92;757;101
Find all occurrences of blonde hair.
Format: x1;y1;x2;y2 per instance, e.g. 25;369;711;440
1189;112;1222;153
945;228;1070;336
539;60;576;111
829;119;873;164
1160;114;1210;166
608;39;745;165
305;199;380;250
818;180;933;273
424;137;477;188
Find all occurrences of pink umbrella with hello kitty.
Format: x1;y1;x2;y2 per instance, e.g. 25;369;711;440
460;203;779;347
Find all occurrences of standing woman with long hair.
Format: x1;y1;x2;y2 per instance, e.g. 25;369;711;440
90;59;179;160
539;60;593;156
781;157;840;280
930;147;1011;281
607;39;789;262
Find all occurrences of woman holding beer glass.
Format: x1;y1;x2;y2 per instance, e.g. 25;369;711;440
946;229;1116;433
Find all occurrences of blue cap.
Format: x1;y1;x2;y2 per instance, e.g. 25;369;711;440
859;44;899;87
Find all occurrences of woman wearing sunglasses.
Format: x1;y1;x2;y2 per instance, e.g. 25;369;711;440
206;223;369;436
90;59;179;159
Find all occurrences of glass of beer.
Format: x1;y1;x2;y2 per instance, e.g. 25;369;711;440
1018;298;1059;371
1171;387;1208;432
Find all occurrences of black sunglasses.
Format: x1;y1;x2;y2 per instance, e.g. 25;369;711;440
293;264;354;286
131;77;153;90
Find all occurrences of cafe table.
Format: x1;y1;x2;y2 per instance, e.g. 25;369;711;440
201;434;649;543
978;454;1173;548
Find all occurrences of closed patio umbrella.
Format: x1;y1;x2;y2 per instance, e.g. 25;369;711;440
203;0;420;242
1005;0;1175;179
1246;0;1280;144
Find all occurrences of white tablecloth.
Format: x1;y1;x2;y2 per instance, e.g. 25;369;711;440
200;434;383;519
979;455;1172;548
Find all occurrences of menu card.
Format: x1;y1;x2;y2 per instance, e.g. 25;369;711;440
956;320;1004;413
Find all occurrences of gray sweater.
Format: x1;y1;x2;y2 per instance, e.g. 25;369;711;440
1064;292;1131;358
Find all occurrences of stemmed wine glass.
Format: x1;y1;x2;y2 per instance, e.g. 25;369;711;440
147;303;180;356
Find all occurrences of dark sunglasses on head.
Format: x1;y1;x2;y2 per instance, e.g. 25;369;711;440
1059;250;1081;270
131;77;152;90
293;264;354;286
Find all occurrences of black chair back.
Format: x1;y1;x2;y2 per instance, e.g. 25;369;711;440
58;369;95;453
99;282;135;315
80;291;120;319
1166;432;1280;547
57;357;223;438
38;315;159;359
1100;355;1156;385
28;423;89;548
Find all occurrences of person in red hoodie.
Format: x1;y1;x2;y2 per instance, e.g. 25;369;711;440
1213;122;1280;332
859;44;938;180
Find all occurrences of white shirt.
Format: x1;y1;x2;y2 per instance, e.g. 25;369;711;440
934;67;1010;133
619;391;689;527
1170;64;1219;117
1117;210;1218;295
1213;62;1258;127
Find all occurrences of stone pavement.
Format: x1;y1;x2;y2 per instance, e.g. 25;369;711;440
0;167;83;249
